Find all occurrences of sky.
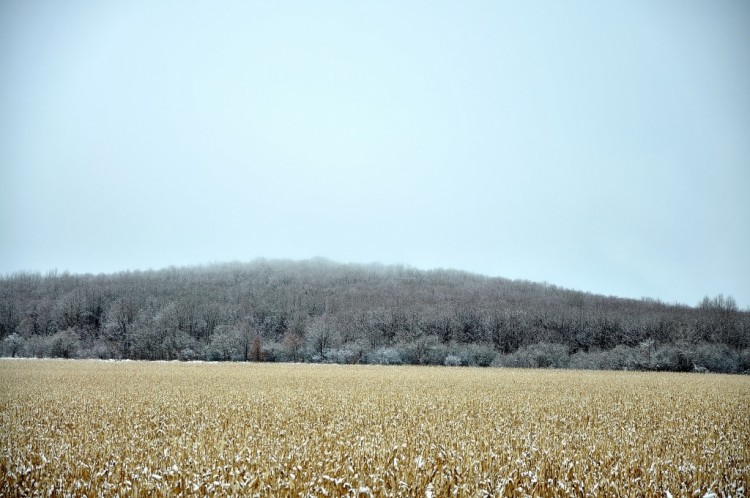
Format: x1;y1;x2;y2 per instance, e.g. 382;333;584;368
1;1;749;308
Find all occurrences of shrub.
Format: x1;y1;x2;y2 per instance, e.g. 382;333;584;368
326;347;362;364
646;344;692;372
691;343;739;373
399;336;447;365
262;341;289;362
569;350;605;370
444;354;462;366
739;349;750;374
49;328;81;359
1;333;25;357
570;345;640;371
365;347;403;365
495;343;570;369
76;340;119;360
459;343;497;367
205;327;241;361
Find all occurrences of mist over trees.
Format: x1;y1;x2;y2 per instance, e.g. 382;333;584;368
1;258;748;373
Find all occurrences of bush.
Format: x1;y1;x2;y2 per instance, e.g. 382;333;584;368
569;345;640;371
130;325;165;360
171;331;202;360
739;349;750;374
49;328;81;359
205;327;241;361
177;347;201;361
648;344;692;372
326;346;363;364
23;335;49;358
459;343;497;367
691;343;739;373
399;336;447;365
1;333;25;357
76;340;119;360
365;347;403;365
569;350;606;370
262;341;289;362
444;354;462;367
494;343;570;369
607;345;640;370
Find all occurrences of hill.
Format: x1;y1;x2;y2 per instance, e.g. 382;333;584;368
1;258;748;372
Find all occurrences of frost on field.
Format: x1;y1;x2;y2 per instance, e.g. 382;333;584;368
0;359;748;497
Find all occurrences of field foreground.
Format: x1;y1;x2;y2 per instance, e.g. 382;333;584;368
1;360;748;497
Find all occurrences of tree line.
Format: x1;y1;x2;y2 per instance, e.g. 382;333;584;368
1;258;748;373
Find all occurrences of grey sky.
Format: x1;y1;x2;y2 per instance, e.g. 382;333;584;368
2;1;749;308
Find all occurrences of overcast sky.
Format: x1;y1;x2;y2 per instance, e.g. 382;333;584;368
1;1;749;308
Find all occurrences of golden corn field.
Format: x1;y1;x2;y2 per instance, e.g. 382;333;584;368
1;360;748;497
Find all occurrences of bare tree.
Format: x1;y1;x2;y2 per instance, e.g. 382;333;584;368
104;297;137;357
306;315;337;360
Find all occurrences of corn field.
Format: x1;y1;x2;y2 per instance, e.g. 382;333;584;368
1;360;748;497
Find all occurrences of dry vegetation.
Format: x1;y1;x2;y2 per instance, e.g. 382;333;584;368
1;360;748;497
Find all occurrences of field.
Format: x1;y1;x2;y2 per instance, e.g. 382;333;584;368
1;360;748;497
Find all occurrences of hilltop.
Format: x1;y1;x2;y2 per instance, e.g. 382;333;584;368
1;259;748;372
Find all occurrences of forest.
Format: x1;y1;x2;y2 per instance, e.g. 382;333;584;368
1;258;748;373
